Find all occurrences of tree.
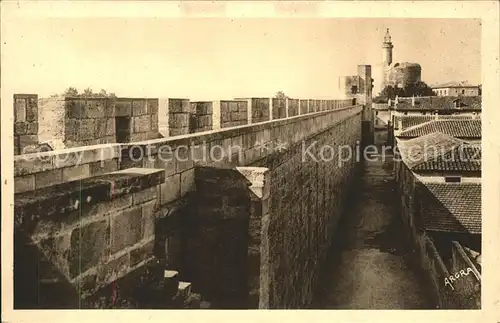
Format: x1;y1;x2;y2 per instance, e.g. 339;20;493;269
64;87;79;97
82;87;94;97
275;91;288;99
54;87;117;98
376;81;435;101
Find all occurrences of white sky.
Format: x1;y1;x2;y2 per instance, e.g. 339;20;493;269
2;15;480;100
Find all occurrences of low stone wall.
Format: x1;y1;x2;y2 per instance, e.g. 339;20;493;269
251;109;361;308
14;104;363;308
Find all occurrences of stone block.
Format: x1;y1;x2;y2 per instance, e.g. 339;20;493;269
89;159;119;176
130;239;155;267
66;99;105;119
14;122;27;135
142;200;157;239
15;99;27;122
115;100;132;116
88;195;133;218
35;168;63;189
133;186;158;205
164;270;180;299
180;168;195;197
62;164;90;182
78;119;96;141
151;114;159;132
85;99;107;118
18;135;38;151
132;100;148;116
96;252;130;285
94;118;107;138
169;113;190;127
111;206;143;253
26;122;38;135
147;99;159;115
178;281;192;299
169;128;189;137
69;219;109;278
168;99;191;113
160;174;180;205
15;175;35;193
132;115;151;133
105;118;115;136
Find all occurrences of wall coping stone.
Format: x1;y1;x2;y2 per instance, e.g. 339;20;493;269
14;105;361;177
14;168;164;230
122;105;362;153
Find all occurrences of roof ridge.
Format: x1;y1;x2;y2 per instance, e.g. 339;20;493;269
399;120;435;135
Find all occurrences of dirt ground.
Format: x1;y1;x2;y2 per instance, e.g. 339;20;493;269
312;154;435;309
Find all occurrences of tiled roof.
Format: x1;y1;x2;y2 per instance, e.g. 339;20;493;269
417;182;481;234
397;119;481;139
412;143;481;172
394;115;474;131
397;132;481;172
394;96;481;111
397;132;463;169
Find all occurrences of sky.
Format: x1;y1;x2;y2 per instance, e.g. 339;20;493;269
2;17;481;100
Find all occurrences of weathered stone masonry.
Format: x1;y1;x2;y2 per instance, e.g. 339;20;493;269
14;94;364;308
14;94;39;155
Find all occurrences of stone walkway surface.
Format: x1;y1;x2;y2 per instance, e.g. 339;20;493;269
313;154;434;309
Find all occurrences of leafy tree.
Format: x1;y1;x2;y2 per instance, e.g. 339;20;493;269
82;87;94;97
64;87;79;97
275;91;288;99
53;87;117;98
376;81;435;101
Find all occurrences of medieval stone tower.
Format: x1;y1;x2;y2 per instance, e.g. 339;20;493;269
381;28;422;89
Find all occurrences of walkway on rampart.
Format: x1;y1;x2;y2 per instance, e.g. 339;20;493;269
313;153;434;309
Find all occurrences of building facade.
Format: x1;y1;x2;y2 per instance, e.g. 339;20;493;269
432;82;480;97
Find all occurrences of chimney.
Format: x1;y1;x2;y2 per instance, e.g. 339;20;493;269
412;95;415;106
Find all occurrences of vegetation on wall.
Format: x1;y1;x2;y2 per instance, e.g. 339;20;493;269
274;91;288;99
50;87;117;98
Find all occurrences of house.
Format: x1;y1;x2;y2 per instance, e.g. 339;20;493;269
431;82;480;97
394;131;481;308
391;96;481;117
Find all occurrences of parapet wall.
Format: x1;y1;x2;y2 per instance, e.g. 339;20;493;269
14;101;363;308
23;94;354;154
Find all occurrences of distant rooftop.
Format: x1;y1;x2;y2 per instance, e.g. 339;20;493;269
431;81;479;89
397;119;481;139
394;115;475;131
394;95;481;111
